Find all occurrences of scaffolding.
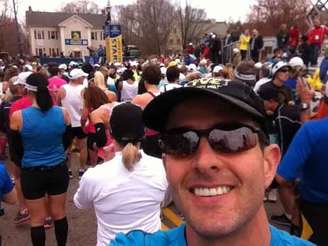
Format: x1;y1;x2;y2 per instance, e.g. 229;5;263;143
308;0;328;25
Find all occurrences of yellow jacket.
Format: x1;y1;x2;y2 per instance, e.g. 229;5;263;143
239;34;250;51
307;68;323;91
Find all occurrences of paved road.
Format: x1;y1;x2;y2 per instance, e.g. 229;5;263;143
0;154;286;246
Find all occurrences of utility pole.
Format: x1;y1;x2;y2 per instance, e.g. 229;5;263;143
105;0;111;63
12;0;22;57
106;0;112;25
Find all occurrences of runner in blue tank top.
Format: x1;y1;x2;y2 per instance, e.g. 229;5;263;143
10;73;73;246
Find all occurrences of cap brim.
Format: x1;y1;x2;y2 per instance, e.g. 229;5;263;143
143;87;265;132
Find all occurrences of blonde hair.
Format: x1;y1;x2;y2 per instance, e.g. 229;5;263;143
94;71;107;91
121;143;141;171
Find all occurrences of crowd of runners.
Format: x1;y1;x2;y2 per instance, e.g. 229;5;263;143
0;16;328;246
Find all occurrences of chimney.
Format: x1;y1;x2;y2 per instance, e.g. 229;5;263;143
28;6;32;12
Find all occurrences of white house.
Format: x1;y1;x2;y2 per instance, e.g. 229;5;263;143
26;7;107;58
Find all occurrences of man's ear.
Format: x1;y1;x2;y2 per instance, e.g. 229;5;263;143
263;144;281;189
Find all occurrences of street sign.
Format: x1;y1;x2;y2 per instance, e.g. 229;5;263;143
105;24;123;63
104;24;122;38
65;39;88;46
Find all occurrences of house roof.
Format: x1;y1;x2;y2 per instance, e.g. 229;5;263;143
26;11;106;29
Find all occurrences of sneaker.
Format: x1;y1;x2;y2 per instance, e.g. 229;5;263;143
14;209;30;224
271;214;291;226
68;169;73;179
44;217;53;229
78;169;85;179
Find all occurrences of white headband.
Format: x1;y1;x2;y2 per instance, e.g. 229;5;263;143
25;84;38;92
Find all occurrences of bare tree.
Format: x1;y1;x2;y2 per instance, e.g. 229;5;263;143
115;4;138;47
137;0;176;55
177;1;208;49
0;0;10;22
247;0;310;35
116;0;176;55
60;0;101;14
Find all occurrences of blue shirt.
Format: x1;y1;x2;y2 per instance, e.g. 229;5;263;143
278;118;328;203
284;78;297;90
0;164;14;200
109;224;314;246
21;106;66;168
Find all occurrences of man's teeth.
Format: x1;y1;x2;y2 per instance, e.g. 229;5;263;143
194;186;232;196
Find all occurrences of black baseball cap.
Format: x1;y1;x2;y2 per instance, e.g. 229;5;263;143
110;103;145;144
257;82;279;101
143;78;267;133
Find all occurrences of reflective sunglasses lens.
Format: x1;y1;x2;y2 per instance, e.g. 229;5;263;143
209;127;257;153
161;131;199;156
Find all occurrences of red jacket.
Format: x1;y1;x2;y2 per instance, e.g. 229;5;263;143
308;25;328;45
201;47;210;59
288;27;299;48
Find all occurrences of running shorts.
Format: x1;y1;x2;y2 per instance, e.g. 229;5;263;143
71;127;87;139
21;162;69;200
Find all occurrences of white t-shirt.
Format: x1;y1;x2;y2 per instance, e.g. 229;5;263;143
73;151;168;246
61;83;85;127
120;80;138;102
159;82;181;93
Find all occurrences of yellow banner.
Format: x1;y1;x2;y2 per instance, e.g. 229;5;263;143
106;35;123;64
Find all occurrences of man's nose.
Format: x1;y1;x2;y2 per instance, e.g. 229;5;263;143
191;137;224;173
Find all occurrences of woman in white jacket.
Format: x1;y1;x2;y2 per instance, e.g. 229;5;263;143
74;102;168;246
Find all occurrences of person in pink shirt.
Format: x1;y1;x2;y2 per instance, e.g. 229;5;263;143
47;65;67;104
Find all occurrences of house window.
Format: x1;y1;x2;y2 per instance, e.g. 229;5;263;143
37;31;42;39
91;32;97;40
49;48;51;56
51;31;56;39
56;31;59;40
38;48;43;56
57;48;59;56
52;48;55;56
48;31;51;39
41;31;44;39
34;30;37;39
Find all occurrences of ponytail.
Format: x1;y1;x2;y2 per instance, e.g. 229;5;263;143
26;73;53;112
36;84;53;112
121;143;141;171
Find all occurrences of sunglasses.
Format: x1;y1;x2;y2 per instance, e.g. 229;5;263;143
160;123;260;157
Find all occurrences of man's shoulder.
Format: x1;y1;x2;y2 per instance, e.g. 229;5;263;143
270;225;315;246
302;118;328;135
109;225;186;246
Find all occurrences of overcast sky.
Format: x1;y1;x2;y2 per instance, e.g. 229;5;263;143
15;0;255;23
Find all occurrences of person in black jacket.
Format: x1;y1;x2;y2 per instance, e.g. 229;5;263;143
298;35;311;67
250;29;264;62
276;24;289;51
258;82;301;154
